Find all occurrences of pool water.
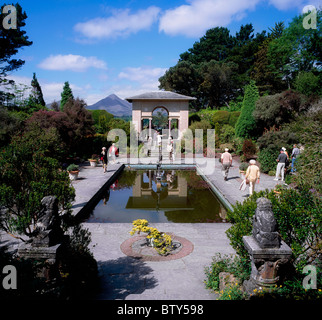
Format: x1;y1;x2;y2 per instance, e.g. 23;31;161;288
86;169;228;223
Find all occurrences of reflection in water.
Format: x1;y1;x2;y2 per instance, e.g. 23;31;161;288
87;169;228;223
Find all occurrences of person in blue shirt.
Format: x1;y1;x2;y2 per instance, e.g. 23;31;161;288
290;144;300;173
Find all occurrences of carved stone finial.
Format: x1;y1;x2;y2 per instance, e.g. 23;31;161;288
252;198;280;248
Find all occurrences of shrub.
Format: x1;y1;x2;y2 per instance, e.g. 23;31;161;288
242;139;257;159
0;130;75;240
231;137;244;156
253;93;282;129
294;71;321;97
0;108;22;148
228;111;241;127
239;162;249;171
189;113;201;125
204;253;250;296
288;107;322;193
210;110;230;127
258;148;278;173
219;124;235;144
226;188;322;270
257;127;298;173
235;80;260;138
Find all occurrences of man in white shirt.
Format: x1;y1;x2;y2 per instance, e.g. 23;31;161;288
221;148;233;181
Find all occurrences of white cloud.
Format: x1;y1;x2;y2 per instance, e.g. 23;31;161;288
159;0;261;37
118;66;167;83
38;54;107;72
268;0;307;11
74;6;161;39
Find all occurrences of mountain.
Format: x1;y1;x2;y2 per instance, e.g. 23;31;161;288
86;94;132;117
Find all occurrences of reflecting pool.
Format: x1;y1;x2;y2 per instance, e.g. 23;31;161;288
86;169;228;223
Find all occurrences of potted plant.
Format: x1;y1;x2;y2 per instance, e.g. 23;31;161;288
67;164;79;180
88;154;98;167
239;162;248;176
130;219;173;256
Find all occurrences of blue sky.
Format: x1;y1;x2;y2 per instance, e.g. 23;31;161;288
5;0;322;105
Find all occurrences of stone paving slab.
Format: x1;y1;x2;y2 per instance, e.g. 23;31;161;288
82;222;234;300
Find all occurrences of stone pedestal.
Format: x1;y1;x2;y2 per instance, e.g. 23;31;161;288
18;243;62;280
243;235;292;292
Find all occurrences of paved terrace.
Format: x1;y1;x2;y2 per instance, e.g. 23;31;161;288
0;155;281;300
69;156;281;300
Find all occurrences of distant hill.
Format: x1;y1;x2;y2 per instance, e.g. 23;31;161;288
86;94;132;117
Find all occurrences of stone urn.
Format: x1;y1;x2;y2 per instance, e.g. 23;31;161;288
89;159;97;167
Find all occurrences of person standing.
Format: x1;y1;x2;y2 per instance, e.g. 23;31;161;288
290;144;300;173
221;148;232;181
167;136;174;161
101;147;108;173
108;143;118;164
157;131;162;160
274;149;288;181
244;159;260;195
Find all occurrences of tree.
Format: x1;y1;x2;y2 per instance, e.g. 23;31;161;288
159;61;201;108
252;22;285;94
0;108;21;147
0;127;75;240
235;80;259;138
30;72;45;106
26;98;95;158
227;25;267;89
0;4;32;104
179;27;233;64
0;3;32;77
268;11;322;89
159;24;267;110
198;60;237;108
60;81;74;111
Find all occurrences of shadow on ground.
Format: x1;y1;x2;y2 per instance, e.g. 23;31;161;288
96;256;158;300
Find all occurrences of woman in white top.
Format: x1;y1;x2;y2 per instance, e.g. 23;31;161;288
244;159;260;195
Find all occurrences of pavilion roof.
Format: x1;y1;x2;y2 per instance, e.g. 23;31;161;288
125;91;196;102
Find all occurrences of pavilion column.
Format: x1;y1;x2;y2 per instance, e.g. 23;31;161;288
168;118;172;138
149;117;152;138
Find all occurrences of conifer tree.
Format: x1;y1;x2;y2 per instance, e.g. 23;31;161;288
60;81;73;111
30;72;45;106
235;80;259;138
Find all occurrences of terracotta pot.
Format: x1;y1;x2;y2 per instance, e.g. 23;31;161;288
89;160;97;167
68;170;79;180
